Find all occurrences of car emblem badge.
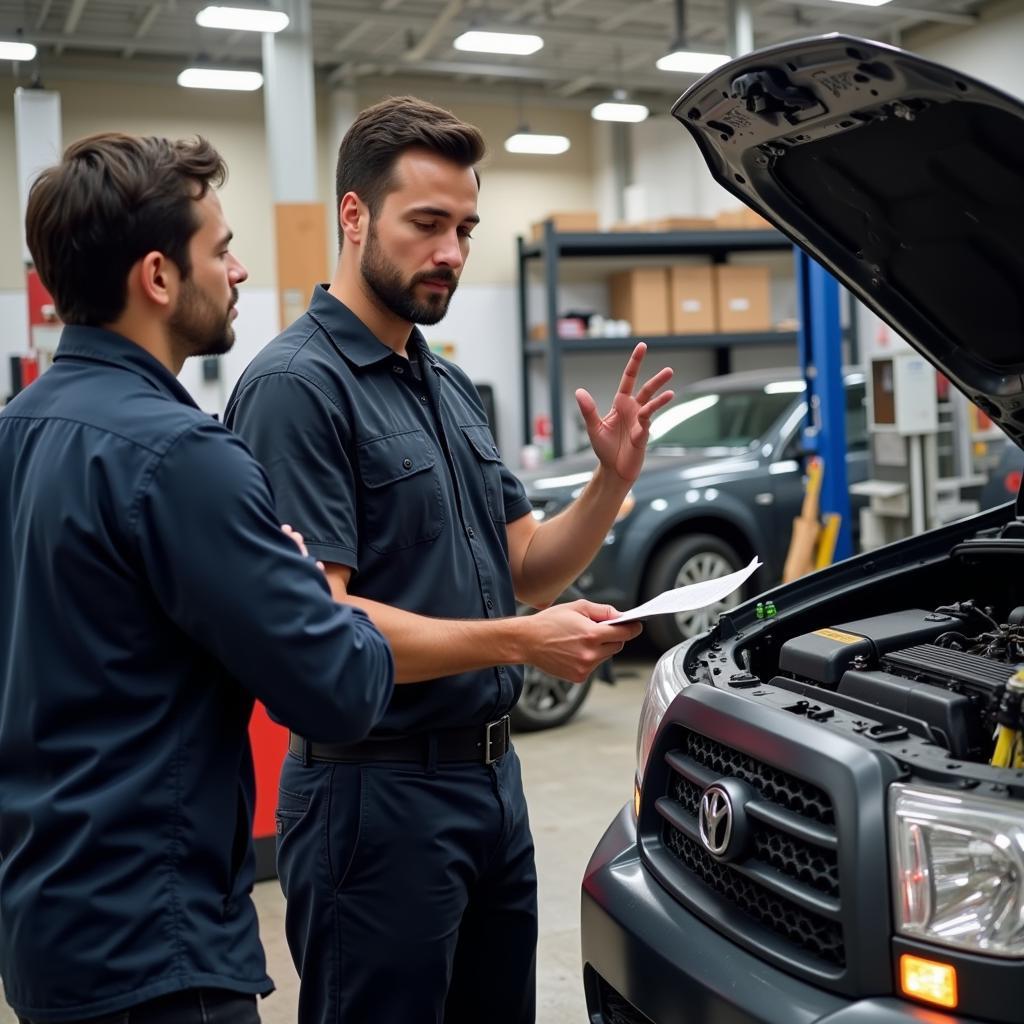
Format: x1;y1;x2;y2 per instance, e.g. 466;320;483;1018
699;784;733;857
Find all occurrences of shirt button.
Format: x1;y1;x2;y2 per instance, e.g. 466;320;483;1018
486;598;494;609
420;395;428;404
393;365;404;375
402;458;413;469
466;527;475;538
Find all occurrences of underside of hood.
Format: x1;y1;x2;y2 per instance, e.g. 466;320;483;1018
673;34;1024;448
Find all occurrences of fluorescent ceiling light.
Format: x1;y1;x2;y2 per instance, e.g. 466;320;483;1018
656;50;730;74
196;6;290;32
177;68;264;91
454;30;543;55
828;0;893;6
0;41;37;61
591;101;649;123
504;131;570;155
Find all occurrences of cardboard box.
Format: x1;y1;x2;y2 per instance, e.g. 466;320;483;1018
669;265;717;333
610;216;715;233
609;268;671;335
529;211;599;241
714;265;772;332
715;207;773;230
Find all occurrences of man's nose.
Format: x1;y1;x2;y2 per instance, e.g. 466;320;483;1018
433;229;464;269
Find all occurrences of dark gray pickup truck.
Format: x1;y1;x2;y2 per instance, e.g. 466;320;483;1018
582;34;1024;1024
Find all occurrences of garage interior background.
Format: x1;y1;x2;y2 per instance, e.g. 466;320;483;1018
2;0;1023;461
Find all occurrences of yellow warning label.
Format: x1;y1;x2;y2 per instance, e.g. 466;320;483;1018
814;628;864;645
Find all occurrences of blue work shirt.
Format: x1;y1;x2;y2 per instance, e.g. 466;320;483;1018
226;286;533;736
0;326;394;1021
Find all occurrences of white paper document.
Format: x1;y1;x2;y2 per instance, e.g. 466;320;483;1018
608;556;762;624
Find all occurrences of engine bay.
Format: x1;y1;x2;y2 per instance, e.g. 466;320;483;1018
770;601;1024;766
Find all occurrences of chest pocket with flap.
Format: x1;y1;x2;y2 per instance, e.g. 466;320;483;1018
460;423;506;524
356;429;445;553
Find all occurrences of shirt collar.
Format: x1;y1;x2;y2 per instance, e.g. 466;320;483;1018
53;325;200;408
306;284;439;372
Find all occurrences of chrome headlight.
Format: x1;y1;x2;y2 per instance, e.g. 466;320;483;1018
891;783;1024;957
635;639;694;787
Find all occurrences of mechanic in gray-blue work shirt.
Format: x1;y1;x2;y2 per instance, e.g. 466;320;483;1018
0;133;394;1024
227;96;673;1024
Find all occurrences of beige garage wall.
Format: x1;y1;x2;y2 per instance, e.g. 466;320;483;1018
0;78;596;294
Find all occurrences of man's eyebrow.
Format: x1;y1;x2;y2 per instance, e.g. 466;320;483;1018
409;206;480;225
216;231;234;248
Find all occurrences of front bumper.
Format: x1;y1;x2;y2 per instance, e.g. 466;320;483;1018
581;805;972;1024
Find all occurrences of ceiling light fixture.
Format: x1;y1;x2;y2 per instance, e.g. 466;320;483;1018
656;0;730;74
591;88;649;123
827;0;893;6
177;67;264;91
0;40;37;61
454;30;544;56
196;6;290;32
591;101;649;123
504;129;570;155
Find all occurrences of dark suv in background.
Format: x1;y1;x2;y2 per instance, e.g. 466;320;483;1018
583;35;1024;1024
520;368;868;651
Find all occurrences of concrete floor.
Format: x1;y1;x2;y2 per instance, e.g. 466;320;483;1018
0;658;653;1024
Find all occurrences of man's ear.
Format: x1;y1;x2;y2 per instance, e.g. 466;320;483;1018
339;192;366;247
133;251;178;310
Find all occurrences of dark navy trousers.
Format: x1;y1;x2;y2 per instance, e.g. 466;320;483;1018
276;746;537;1024
17;990;259;1024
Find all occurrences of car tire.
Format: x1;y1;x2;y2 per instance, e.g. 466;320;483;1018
643;533;747;651
510;667;595;732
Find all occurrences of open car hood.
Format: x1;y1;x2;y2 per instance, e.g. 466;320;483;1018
673;34;1024;449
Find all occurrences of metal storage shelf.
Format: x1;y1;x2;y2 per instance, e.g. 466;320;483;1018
517;221;797;456
525;331;799;357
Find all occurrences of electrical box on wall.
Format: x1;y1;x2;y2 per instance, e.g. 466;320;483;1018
869;353;938;435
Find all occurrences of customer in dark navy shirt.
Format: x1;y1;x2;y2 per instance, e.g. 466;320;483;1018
227;97;673;1024
0;134;394;1024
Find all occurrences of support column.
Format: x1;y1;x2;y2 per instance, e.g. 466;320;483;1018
795;250;853;560
727;0;755;57
262;0;326;328
14;88;63;383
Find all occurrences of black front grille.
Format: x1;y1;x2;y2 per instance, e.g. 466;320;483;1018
654;729;845;969
669;772;839;898
685;731;835;825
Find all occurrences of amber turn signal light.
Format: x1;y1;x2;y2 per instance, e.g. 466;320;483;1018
900;953;958;1010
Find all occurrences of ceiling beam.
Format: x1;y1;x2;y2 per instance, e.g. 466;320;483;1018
35;0;54;30
557;74;597;97
333;20;374;53
57;0;89;54
123;3;163;59
402;0;464;63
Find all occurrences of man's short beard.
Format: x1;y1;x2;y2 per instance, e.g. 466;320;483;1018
361;220;457;326
169;279;236;358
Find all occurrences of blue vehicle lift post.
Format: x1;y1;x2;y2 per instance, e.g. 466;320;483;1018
794;250;853;562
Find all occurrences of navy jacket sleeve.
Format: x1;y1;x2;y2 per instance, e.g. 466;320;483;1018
227;371;361;570
132;419;393;742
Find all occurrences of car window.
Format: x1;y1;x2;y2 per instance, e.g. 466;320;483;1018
648;387;800;449
846;384;868;452
780;383;868;459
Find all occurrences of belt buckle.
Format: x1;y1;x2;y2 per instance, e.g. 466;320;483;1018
484;715;510;765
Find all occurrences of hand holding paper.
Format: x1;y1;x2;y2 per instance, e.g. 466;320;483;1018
607;556;762;624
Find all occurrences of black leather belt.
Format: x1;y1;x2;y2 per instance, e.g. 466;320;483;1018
288;714;512;766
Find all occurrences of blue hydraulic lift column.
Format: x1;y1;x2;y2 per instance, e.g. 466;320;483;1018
794;250;853;561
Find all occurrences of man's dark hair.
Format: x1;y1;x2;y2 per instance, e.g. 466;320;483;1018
25;133;227;326
335;95;485;248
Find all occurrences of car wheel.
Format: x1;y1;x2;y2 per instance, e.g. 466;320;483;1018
511;666;594;732
643;534;747;651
